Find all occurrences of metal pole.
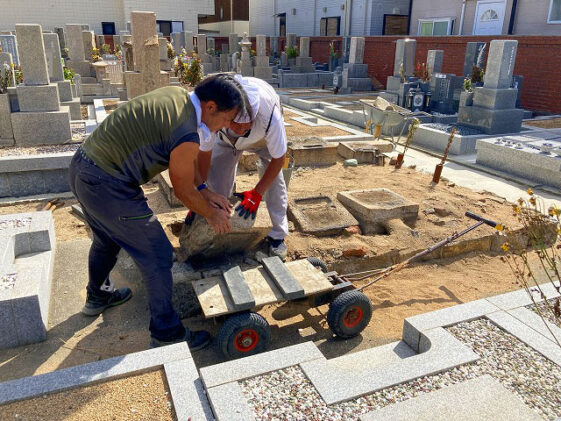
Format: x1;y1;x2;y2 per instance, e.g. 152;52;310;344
230;0;234;34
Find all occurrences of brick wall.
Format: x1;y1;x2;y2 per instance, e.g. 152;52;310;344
304;35;561;115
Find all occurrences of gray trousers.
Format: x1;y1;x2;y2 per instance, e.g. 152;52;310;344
207;139;289;240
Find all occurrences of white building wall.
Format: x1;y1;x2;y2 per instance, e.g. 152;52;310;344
316;0;347;36
0;0;213;34
249;0;276;36
199;21;250;37
370;0;410;35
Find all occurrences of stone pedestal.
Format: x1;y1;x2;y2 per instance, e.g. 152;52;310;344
458;40;523;135
12;24;71;145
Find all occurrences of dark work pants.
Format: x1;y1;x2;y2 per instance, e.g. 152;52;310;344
68;151;185;342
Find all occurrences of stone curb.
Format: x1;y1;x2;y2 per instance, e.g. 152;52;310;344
200;341;324;389
0;342;191;405
164;358;214;421
507;306;561;345
207;382;255;421
301;327;479;405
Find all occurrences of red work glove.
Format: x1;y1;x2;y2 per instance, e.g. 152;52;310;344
233;189;262;220
185;210;196;226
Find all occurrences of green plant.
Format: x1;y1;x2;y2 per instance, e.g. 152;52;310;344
329;41;338;59
463;77;473;93
167;43;175;60
285;45;298;59
249;48;256;57
500;190;561;349
115;44;122;60
101;43;111;55
14;66;23;85
183;56;203;87
1;63;14;94
64;66;76;85
207;47;216;57
471;65;484;84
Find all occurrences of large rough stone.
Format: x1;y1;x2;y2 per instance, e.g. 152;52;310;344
178;201;272;261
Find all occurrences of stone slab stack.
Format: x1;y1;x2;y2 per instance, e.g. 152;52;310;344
0;35;19;66
290;37;315;73
458;40;523;135
65;24;92;77
341;37;372;93
125;11;170;100
43;33;81;120
253;35;272;80
10;24;71;146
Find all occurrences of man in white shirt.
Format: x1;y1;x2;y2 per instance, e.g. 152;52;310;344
195;75;289;259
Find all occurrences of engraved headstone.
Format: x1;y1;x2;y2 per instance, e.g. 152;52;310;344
65;24;86;61
229;33;239;53
299;37;310;58
0;35;19;66
184;31;194;55
393;38;416;77
349;37;365;64
426;50;443;74
286;33;297;49
484;40;517;90
54;27;66;51
43;33;64;82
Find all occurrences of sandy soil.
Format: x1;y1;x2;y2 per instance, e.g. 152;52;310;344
285;116;354;138
524;118;561;129
0;157;545;381
0;369;175;421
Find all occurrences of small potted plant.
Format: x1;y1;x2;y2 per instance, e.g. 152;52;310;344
460;77;474;107
471;65;484;87
285;45;298;66
101;43;111;55
167;43;175;60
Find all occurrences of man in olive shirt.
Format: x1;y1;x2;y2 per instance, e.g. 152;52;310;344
69;74;245;350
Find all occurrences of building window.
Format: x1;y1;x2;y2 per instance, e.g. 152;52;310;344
320;17;341;36
548;0;561;23
101;22;116;35
278;13;286;36
480;9;499;21
418;18;453;35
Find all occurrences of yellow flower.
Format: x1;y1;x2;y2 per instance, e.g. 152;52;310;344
553;206;561;217
527;188;533;196
501;243;510;252
512;205;520;215
10;63;14;68
529;197;536;206
495;224;504;231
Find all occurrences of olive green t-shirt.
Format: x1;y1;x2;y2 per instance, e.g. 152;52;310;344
82;86;200;185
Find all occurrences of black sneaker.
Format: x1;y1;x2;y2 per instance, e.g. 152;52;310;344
149;330;211;351
81;287;133;316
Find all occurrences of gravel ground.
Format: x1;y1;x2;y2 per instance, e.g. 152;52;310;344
240;318;561;420
530;298;561;328
424;123;483;136
0;143;80;157
0;273;16;290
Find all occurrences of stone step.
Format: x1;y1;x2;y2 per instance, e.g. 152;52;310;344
360;375;541;420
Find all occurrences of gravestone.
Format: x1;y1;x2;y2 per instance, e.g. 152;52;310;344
291;36;314;73
229;33;239;54
124;11;169;99
341;37;372;93
65;24;91;77
158;37;171;71
196;34;213;74
82;31;96;61
43;33;80;119
286;33;297;49
253;34;272;80
0;35;19;66
123;41;134;71
95;34;105;49
463;42;487;77
171;32;185;51
184;31;194;55
220;53;229;72
238;32;253;76
393;38;416;77
280;51;288;67
270;36;278;56
11;24;71;145
54;27;66;52
458;40;523;134
207;38;215;51
426;50;443;74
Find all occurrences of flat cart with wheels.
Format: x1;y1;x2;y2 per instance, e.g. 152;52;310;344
193;256;373;359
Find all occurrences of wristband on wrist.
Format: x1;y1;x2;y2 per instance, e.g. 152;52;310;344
197;182;208;191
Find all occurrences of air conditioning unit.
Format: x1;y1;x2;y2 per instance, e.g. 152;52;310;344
291;8;296;15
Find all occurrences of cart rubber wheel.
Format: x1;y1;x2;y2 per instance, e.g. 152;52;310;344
217;312;271;359
327;290;372;339
307;257;329;273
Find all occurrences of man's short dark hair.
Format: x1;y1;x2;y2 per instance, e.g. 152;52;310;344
195;74;245;113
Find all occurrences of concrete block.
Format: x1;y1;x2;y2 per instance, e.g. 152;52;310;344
16;84;60;112
43;169;70;193
301;327;479;404
262;256;305;300
412;124;484;155
0;93;14;141
7;172;45;197
207;382;255;421
200;341;324;388
56;80;73;102
0;342;191;404
62;98;82;120
487;310;561;366
0;153;74;173
222;266;255;311
360;375;541;421
288;141;339;166
337;189;419;234
164;358;214;421
472;86;518;110
344;63;368;78
11;109;71;146
337;140;393;163
0;174;10;197
288;194;359;236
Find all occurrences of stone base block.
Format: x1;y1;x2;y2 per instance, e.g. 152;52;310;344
288;194;358;236
472;87;518;110
344;63;368;78
337;188;419;234
66;60;92;77
337;140;393;163
16;84;60;112
412;124;484;155
0;93;14;141
289;141;339;166
386;75;402;92
255;56;269;67
240;63;253;77
0;211;55;349
458;105;524;134
291;65;316;73
80;77;97;84
295;57;313;66
11;109;71;146
202;62;214;75
178;201;272;261
253;67;273;80
56;80;73;102
344;78;372;91
62;98;82;120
